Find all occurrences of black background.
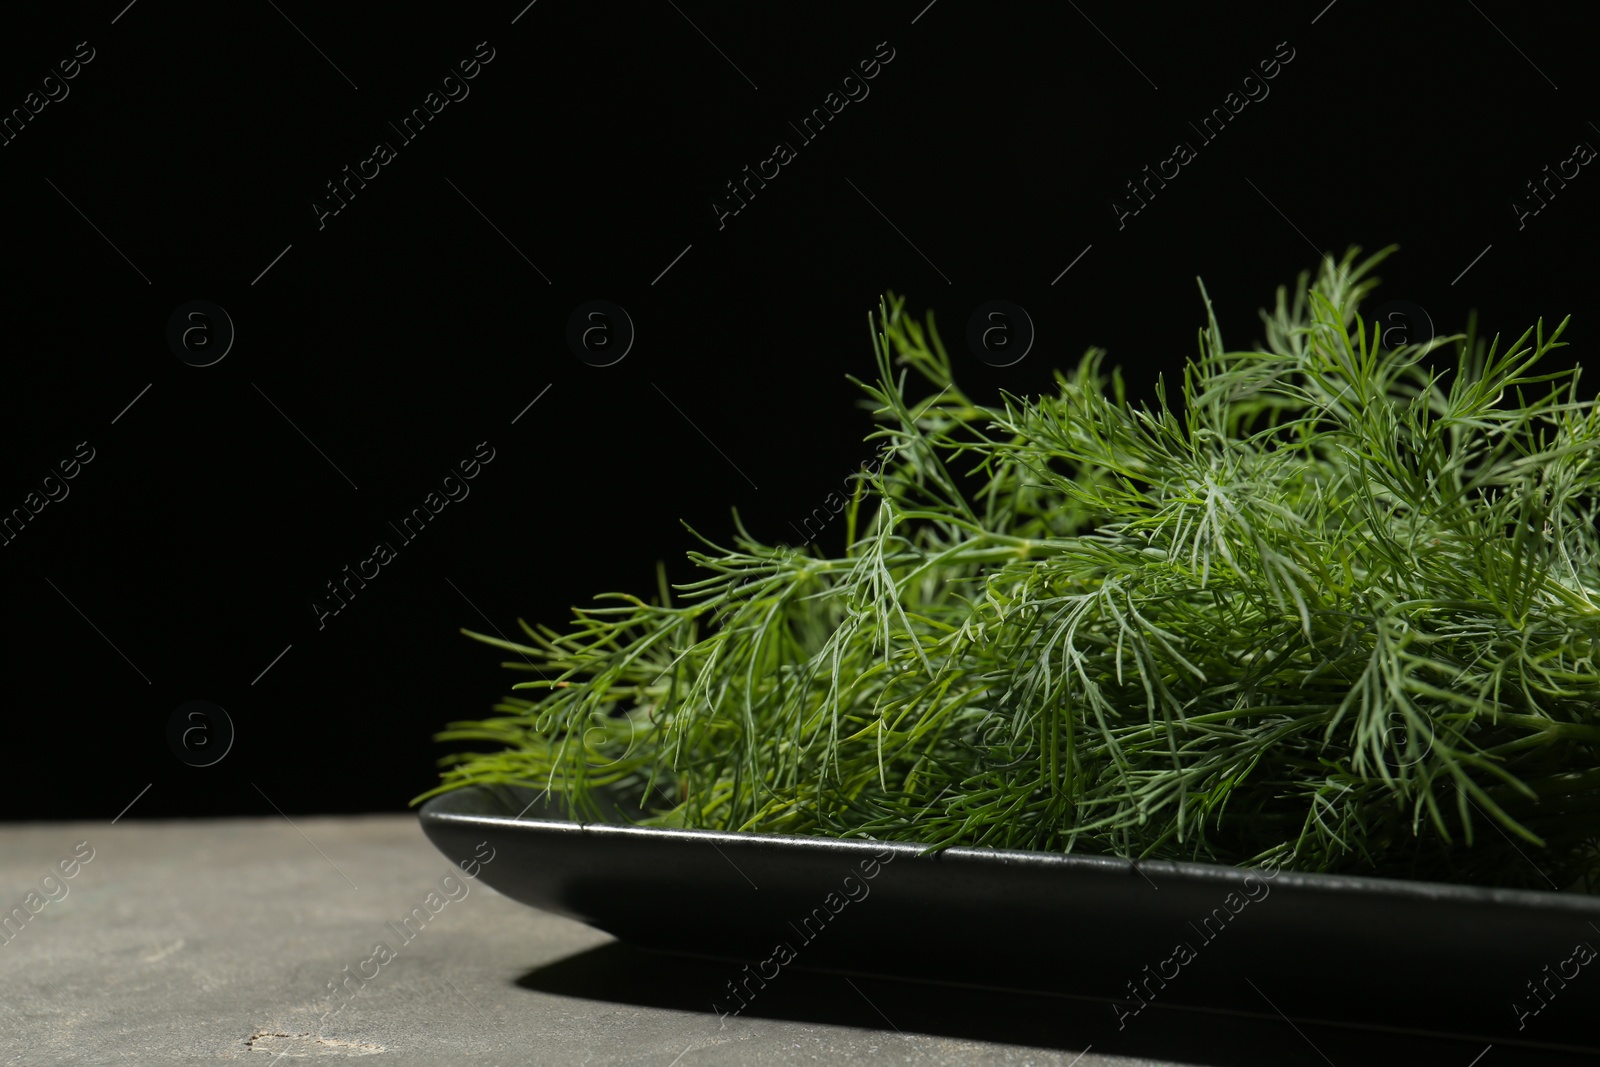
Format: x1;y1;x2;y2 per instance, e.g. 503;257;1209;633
1;0;1594;820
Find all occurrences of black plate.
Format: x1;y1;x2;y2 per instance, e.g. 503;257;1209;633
420;784;1600;1057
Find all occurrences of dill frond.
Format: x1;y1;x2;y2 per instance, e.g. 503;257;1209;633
415;246;1600;891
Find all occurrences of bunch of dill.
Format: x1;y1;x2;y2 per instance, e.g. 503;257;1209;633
416;246;1600;891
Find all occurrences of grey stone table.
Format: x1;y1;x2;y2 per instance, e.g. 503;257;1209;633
0;816;1586;1066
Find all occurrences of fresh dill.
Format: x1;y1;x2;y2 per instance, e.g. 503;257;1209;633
415;245;1600;891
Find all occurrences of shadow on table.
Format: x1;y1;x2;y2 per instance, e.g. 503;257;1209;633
516;941;1592;1067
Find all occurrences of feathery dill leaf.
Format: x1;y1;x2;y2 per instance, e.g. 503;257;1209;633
415;245;1600;891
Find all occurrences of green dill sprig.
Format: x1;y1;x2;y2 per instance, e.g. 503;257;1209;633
415;245;1600;891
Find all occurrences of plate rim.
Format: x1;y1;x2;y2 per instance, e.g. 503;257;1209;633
418;784;1600;915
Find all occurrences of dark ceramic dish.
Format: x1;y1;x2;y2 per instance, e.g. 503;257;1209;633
420;783;1600;1058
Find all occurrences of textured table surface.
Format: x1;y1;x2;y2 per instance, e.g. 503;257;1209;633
0;815;1586;1066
